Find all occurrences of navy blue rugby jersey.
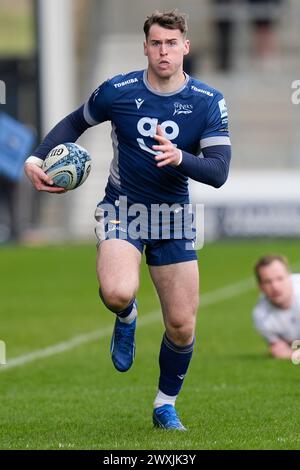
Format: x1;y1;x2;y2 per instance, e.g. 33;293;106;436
84;70;230;206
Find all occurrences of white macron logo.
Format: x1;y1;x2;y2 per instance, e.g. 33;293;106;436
135;98;144;109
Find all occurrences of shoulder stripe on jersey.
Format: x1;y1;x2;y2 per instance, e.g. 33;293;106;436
200;136;231;148
83;102;99;126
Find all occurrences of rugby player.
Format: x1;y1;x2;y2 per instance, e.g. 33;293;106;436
24;10;231;430
253;255;300;359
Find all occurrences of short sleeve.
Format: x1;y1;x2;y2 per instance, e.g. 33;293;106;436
200;92;230;149
83;80;113;126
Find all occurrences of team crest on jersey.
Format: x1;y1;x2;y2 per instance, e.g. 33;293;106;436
173;102;193;116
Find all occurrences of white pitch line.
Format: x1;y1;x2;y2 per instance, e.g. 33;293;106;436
1;313;161;372
200;278;255;307
0;276;255;372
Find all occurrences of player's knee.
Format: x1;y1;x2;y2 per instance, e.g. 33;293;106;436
167;320;195;346
99;286;134;313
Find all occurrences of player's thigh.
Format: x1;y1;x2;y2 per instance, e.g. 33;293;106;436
96;239;142;297
149;260;199;327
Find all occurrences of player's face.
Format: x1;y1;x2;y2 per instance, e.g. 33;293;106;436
144;25;190;80
258;261;293;309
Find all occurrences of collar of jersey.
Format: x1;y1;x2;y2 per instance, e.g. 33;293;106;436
143;70;190;97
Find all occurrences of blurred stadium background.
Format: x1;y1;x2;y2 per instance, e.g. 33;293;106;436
1;0;300;451
1;0;300;243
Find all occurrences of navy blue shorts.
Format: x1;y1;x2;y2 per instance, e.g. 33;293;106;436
94;203;197;266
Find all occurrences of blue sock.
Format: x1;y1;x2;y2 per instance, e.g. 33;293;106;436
158;333;195;396
116;298;135;318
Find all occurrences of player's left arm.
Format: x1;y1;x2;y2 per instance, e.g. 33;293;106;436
153;127;230;188
153;92;231;188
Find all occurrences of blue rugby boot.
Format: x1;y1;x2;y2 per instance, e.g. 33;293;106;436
153;405;187;431
110;302;137;372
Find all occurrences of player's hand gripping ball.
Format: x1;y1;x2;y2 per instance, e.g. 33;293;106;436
42;143;91;190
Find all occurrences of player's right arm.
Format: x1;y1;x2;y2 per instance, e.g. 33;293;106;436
24;161;64;193
24;80;112;192
24;104;92;192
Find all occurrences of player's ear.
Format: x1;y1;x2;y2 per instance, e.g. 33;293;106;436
183;39;190;56
143;41;148;57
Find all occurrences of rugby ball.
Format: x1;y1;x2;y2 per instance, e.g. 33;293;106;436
42;143;91;190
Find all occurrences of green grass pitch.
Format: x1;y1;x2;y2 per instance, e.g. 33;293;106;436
1;240;300;450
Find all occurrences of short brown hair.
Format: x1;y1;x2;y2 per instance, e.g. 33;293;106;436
254;255;290;283
143;9;188;39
